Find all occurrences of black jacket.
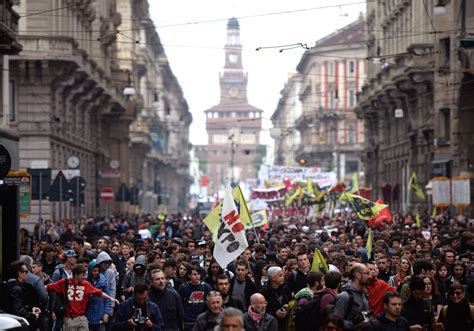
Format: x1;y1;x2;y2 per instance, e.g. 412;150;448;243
149;286;184;331
288;270;308;294
243;312;279;331
1;280;38;324
363;313;410;331
229;276;257;309
260;283;291;331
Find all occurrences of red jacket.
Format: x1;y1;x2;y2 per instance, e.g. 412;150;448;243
46;278;103;317
366;279;396;316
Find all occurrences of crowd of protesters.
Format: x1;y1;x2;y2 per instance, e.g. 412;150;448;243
1;210;473;331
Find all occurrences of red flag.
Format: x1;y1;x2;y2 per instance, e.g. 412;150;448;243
369;199;392;227
284;179;291;188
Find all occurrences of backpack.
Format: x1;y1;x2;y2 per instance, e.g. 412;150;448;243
294;289;354;331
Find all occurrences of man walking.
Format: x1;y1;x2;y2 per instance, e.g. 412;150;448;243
46;264;118;330
149;269;184;331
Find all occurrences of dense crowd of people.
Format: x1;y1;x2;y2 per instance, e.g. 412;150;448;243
1;211;473;331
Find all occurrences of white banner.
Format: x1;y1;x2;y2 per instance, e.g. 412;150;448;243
259;165;336;186
213;182;248;269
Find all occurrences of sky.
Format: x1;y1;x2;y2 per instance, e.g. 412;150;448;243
149;1;367;150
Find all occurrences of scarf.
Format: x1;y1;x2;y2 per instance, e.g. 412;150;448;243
247;305;264;325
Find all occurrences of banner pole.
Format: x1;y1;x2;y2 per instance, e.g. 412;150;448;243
237;185;260;244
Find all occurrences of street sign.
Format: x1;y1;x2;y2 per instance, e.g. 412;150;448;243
432;177;450;207
115;183;130;202
27;168;51;200
52;169;80;181
100;187;114;201
452;176;470;207
5;170;31;218
49;171;70;201
0;144;12;180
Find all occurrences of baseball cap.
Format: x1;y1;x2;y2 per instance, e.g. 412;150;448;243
65;250;78;258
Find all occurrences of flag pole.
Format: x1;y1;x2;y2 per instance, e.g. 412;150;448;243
237;185;260;244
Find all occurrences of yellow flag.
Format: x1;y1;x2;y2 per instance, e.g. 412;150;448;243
204;185;252;237
311;248;328;273
366;229;373;259
408;171;425;200
432;207;437;218
415;210;421;228
343;193;388;220
347;172;359;194
285;188;300;207
313;182;324;201
245;210;268;230
306;178;314;195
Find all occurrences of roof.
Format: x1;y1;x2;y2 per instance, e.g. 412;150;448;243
227;17;239;29
205;102;262;113
315;17;365;48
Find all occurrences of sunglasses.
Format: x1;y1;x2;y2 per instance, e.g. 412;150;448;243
451;291;463;296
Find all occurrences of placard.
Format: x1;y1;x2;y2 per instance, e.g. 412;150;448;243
432;177;450;207
451;176;470;207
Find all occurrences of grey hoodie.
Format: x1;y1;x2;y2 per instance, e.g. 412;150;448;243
96;251;117;301
121;255;148;297
333;281;371;330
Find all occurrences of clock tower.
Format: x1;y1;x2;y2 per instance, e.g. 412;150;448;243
204;18;263;194
220;17;248;103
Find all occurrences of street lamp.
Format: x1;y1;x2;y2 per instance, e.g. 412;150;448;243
123;70;136;97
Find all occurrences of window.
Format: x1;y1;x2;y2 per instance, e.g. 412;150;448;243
229;54;237;63
9;80;15;121
348;124;355;144
346;161;358;173
441;108;451;143
349;61;355;74
349;89;355;108
440;38;450;70
329;62;334;75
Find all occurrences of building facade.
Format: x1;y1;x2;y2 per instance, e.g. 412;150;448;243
205;18;263;193
270;73;302;166
293;17;366;182
7;0;190;228
354;1;473;212
0;0;22;168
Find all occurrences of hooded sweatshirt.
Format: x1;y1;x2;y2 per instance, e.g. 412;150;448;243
333;281;371;330
121;255;148;297
86;260;112;325
96;251;117;300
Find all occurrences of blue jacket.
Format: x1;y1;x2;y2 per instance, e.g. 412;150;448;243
112;297;164;331
86;261;112;325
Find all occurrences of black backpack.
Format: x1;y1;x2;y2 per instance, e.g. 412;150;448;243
294;289;354;331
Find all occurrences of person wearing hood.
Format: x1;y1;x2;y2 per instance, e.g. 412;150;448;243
333;263;371;330
96;251;117;302
86;260;112;330
122;255;149;298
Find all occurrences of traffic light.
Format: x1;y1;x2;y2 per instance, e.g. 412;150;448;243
130;185;140;205
69;176;86;207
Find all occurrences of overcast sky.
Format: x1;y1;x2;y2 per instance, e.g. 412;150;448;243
149;1;366;149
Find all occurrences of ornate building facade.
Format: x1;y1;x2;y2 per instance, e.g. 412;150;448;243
205;18;263;193
292;17;365;181
8;0;190;228
271;74;302;166
355;1;467;212
0;0;22;167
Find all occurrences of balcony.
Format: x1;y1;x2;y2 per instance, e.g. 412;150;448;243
0;0;22;54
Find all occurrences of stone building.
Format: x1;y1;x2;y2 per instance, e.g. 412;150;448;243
291;17;366;181
205;18;263;193
122;0;192;215
8;0;190;227
0;0;22;168
270;73;303;166
355;1;474;212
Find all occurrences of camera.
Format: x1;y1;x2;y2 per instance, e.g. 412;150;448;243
133;307;147;325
